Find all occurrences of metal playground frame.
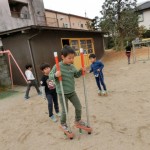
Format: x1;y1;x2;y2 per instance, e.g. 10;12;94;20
132;40;150;63
0;50;27;88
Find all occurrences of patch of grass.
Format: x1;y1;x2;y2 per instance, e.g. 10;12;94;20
0;90;19;100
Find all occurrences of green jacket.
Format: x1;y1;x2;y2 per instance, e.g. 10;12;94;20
49;61;82;94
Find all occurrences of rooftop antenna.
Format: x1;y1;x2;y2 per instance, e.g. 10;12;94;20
85;11;87;17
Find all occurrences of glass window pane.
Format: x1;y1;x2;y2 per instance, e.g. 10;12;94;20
87;40;91;44
80;40;86;44
71;40;78;45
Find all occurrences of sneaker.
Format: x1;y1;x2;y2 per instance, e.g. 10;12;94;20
61;123;69;131
75;120;87;126
56;112;61;117
24;96;30;100
103;90;108;95
50;115;57;122
98;90;102;96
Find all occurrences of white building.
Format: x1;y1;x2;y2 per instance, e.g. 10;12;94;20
137;1;150;29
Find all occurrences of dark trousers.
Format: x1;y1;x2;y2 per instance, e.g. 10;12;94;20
46;92;59;117
126;52;131;64
25;80;40;98
95;74;107;91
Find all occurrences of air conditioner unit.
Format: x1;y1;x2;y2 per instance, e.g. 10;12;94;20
63;23;68;28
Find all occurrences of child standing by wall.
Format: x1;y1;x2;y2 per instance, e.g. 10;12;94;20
24;64;41;99
89;54;107;96
40;63;61;122
49;45;86;131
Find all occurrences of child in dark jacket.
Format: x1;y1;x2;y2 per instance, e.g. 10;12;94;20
40;63;61;122
89;54;107;95
125;43;132;64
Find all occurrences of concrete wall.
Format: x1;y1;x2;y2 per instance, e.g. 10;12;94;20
32;0;46;26
0;0;46;32
0;56;11;87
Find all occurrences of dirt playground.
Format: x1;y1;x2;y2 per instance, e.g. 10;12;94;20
0;48;150;150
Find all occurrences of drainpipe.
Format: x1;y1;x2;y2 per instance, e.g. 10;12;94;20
68;15;71;28
27;31;40;84
56;12;59;27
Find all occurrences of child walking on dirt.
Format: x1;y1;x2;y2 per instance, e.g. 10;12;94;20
88;54;107;96
40;63;61;122
49;45;86;131
125;43;132;64
24;64;41;99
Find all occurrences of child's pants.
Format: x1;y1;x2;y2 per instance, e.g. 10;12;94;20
58;92;82;125
95;75;107;91
46;92;59;117
25;80;40;98
126;52;131;64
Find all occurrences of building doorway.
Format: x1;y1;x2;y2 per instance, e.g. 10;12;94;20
62;39;70;46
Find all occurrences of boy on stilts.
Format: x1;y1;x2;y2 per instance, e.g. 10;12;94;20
49;45;87;131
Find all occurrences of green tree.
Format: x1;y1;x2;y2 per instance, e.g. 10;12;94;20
86;16;100;31
100;0;138;50
91;16;100;30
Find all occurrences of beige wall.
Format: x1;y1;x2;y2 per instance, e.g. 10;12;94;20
69;16;88;30
45;11;58;27
45;10;91;30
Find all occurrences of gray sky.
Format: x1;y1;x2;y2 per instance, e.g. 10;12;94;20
43;0;147;19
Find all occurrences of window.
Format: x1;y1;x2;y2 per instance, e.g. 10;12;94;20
80;40;93;54
61;38;95;69
138;13;144;22
8;0;29;19
80;24;83;28
0;39;3;51
71;40;79;56
69;39;94;56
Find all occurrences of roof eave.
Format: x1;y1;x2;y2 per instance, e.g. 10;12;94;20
0;25;106;36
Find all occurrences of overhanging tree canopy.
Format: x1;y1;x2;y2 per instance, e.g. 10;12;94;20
100;0;138;50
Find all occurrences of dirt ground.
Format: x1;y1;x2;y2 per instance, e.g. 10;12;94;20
0;48;150;150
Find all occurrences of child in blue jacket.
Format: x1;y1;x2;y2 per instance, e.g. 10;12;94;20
89;54;107;95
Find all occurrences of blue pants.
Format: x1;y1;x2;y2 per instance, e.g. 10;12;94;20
95;74;107;91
